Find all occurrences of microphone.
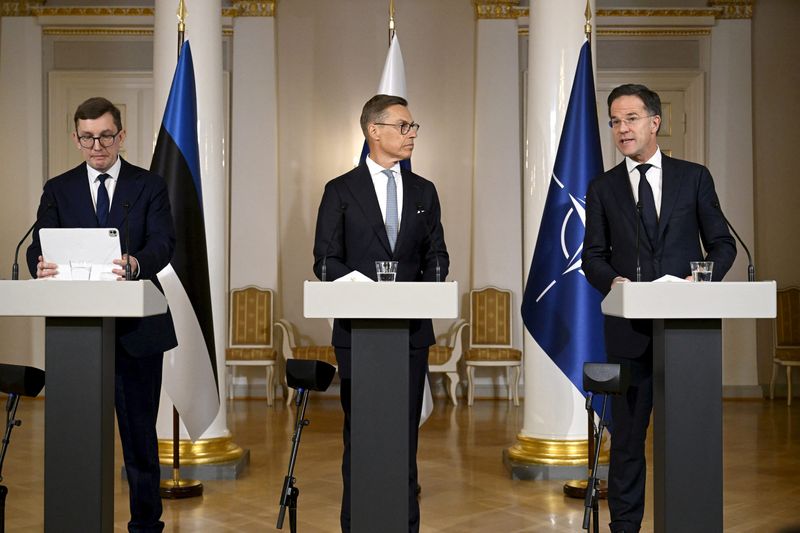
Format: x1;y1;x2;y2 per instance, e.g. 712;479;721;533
122;202;132;281
712;201;755;282
321;202;348;282
12;202;54;280
416;202;442;283
635;201;642;282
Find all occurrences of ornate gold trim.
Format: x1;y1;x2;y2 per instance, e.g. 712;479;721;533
598;28;712;37
0;0;44;17
708;0;753;19
507;433;609;466
474;0;520;20
596;8;719;18
232;0;276;17
43;27;152;36
42;27;234;37
30;6;153;17
158;436;244;465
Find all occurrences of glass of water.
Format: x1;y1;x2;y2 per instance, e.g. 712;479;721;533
690;261;714;282
375;261;398;282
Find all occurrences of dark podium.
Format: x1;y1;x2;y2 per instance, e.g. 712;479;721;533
0;280;168;532
601;281;776;533
304;280;458;533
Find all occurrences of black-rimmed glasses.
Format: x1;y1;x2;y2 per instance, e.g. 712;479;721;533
374;122;420;135
77;131;121;149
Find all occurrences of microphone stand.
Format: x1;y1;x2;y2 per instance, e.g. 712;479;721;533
0;394;21;531
11;203;53;280
416;204;441;282
277;388;310;532
713;202;755;281
583;392;609;533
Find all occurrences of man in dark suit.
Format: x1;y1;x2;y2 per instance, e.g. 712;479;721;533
27;97;176;533
582;84;736;533
312;94;448;533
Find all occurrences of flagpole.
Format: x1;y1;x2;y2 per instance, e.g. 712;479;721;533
388;0;395;43
160;0;203;500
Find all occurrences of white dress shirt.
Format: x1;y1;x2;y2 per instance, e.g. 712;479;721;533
85;155;122;213
365;156;404;226
626;149;663;218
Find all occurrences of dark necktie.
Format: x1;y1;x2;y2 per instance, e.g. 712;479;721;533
636;164;658;245
96;173;110;227
383;169;398;251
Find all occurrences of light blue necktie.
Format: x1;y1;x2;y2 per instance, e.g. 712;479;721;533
383;169;398;251
96;173;110;227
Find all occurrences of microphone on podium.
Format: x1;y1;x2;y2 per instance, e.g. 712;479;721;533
712;201;755;282
12;203;54;280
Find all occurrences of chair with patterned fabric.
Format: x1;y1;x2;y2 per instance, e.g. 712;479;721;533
428;319;468;406
274;319;338;405
770;286;800;406
225;286;278;405
464;286;522;406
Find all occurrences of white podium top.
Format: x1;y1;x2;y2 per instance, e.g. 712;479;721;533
0;280;168;318
601;281;777;319
303;280;458;319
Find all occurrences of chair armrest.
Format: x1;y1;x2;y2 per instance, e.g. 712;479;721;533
274;319;297;361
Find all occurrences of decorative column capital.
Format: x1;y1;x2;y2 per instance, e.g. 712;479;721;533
231;0;276;18
709;0;753;19
0;0;44;17
473;0;520;20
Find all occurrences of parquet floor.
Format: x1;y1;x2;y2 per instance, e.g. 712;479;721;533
2;394;799;532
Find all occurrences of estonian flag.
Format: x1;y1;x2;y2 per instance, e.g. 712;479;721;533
153;41;220;441
521;41;607;414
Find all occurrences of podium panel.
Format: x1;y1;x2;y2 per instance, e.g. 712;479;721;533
602;282;775;533
0;280;167;533
304;281;458;533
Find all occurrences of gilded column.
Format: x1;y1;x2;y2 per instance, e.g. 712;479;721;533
470;1;525;395
512;0;606;478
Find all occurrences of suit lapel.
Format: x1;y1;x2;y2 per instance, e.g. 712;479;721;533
657;154;682;242
108;158;145;229
607;161;648;248
344;164;393;255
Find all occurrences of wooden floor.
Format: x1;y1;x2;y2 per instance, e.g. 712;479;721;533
2;394;800;532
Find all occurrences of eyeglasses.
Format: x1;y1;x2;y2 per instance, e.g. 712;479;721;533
608;115;656;129
77;131;121;149
374;122;420;135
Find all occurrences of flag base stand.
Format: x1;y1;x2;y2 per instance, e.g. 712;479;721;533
503;433;609;481
160;470;203;499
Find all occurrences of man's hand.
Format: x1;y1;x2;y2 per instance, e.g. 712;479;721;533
112;254;139;281
36;255;59;279
611;276;630;289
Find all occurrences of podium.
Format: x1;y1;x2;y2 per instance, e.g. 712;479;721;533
0;280;168;533
304;281;458;533
602;281;776;533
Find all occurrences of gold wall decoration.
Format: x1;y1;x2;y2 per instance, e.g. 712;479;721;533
1;0;44;17
595;8;719;18
599;28;712;37
30;6;154;17
42;27;234;37
708;0;754;19
474;0;520;20
231;0;275;17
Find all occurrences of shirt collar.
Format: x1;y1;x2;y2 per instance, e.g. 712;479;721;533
625;148;662;174
86;155;122;182
365;155;401;178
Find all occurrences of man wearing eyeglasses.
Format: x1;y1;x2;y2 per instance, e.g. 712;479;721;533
27;97;176;532
312;94;448;533
582;84;736;533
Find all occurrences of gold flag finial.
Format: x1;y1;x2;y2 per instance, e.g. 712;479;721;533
177;0;187;33
389;0;396;43
584;0;592;42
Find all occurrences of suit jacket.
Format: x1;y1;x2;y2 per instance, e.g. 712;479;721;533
582;154;736;359
27;158;178;357
312;162;449;349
